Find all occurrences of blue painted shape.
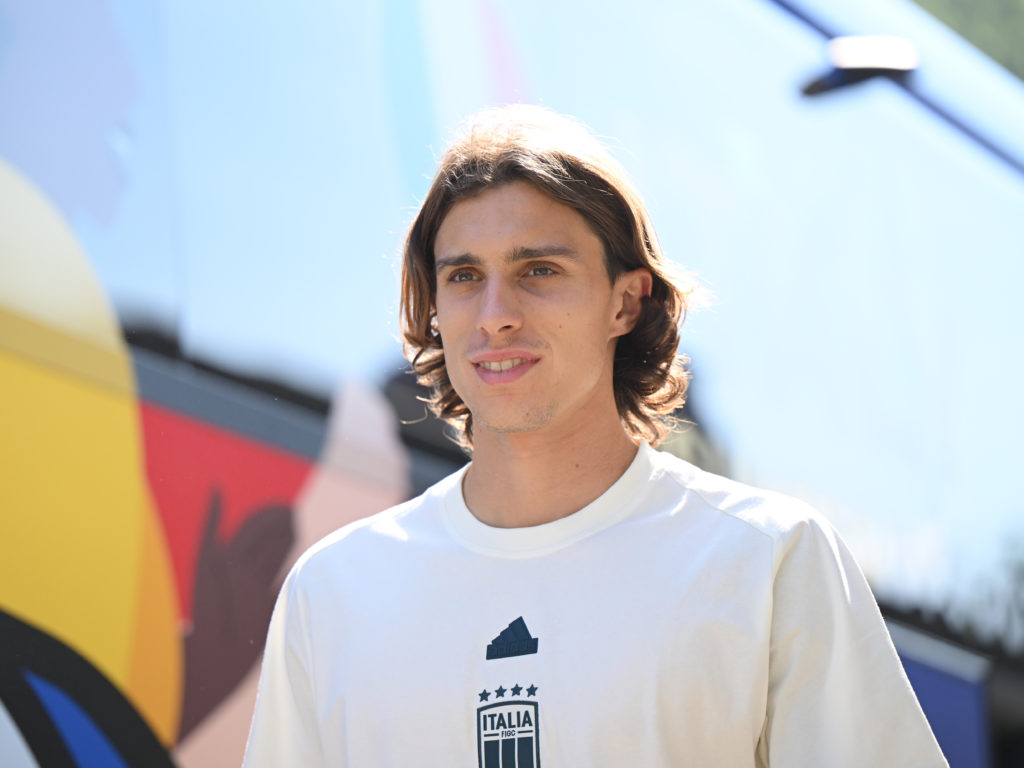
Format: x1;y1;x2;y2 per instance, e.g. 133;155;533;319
24;671;128;768
900;654;991;768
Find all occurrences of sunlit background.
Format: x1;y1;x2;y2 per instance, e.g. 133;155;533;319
2;0;1022;766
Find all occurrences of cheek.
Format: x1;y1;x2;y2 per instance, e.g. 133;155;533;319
434;306;468;374
433;302;459;340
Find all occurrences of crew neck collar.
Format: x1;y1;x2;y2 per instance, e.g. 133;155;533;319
440;442;657;558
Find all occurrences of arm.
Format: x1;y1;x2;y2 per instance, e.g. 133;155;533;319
757;515;948;767
243;568;326;768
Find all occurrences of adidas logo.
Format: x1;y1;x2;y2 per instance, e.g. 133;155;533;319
486;617;539;660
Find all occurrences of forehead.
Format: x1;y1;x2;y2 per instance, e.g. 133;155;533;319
434;181;600;259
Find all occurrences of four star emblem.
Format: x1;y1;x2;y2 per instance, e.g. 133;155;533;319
477;683;539;700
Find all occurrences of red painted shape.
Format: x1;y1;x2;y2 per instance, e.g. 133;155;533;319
138;401;313;623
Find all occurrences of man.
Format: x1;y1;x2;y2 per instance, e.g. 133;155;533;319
244;106;947;766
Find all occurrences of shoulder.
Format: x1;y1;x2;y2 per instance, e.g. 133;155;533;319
646;445;833;548
647;447;861;596
287;466;463;586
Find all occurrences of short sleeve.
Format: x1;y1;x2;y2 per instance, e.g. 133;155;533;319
243;568;327;768
756;514;948;767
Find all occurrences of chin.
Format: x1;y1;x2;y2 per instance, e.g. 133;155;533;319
474;405;556;436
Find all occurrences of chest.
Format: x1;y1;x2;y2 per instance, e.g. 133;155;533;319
306;539;772;766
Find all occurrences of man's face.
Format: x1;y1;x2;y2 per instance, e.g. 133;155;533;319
433;181;638;439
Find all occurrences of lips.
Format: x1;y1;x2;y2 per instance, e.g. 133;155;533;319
477;357;528;372
470;352;539;384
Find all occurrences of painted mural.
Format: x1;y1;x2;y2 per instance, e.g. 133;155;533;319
0;154;409;766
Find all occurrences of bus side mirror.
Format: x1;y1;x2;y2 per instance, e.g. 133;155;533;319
803;35;919;96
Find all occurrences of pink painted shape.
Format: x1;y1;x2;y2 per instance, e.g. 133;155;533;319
478;0;531;104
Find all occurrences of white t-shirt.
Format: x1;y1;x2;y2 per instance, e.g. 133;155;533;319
244;443;947;767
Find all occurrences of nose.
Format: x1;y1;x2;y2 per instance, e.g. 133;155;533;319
477;278;522;337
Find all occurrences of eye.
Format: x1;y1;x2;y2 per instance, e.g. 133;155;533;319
525;264;557;278
448;269;478;283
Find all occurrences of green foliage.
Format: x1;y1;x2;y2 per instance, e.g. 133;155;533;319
913;0;1024;80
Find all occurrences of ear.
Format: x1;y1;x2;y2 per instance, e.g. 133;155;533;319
610;268;652;338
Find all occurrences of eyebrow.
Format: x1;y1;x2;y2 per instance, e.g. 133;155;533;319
435;244;579;273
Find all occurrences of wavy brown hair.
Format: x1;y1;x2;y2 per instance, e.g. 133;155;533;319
401;105;696;449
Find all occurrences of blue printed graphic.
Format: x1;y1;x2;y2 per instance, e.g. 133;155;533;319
477;698;539;768
486;617;539;660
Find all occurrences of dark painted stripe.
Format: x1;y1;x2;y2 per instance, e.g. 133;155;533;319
0;664;76;768
764;0;835;36
0;610;175;767
131;347;325;460
25;672;130;768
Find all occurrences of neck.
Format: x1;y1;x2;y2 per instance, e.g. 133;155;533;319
462;410;640;528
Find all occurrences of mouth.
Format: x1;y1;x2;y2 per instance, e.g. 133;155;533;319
476;357;529;372
471;354;539;384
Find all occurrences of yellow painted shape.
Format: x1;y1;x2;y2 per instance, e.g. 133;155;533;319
0;158;182;743
0;307;131;397
126;490;183;746
0;352;140;682
0;347;183;744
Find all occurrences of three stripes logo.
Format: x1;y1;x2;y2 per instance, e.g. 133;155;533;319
485;617;538;660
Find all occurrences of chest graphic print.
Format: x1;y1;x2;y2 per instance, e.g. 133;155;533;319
478;617;541;766
486;616;539;660
476;684;540;767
